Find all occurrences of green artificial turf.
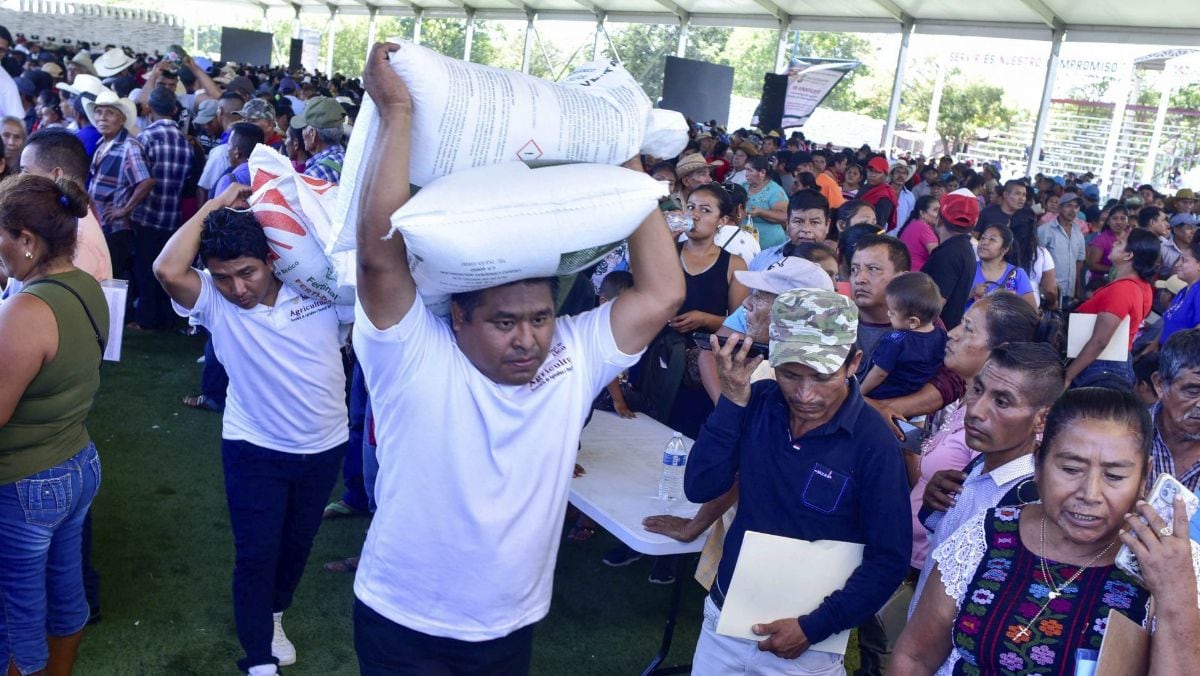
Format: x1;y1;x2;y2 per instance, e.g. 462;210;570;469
76;330;860;675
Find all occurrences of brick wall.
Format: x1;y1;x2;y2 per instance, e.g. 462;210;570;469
0;0;184;54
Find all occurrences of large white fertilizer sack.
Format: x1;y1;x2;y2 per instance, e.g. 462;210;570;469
384;162;665;315
331;41;686;255
247;146;354;305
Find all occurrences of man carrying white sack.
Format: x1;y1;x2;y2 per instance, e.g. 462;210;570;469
351;42;686;674
153;184;353;676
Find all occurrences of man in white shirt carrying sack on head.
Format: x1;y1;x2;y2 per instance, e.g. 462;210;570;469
351;42;686;675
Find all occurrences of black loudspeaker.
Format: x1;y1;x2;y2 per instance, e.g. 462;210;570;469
660;56;734;126
289;39;303;71
757;73;788;132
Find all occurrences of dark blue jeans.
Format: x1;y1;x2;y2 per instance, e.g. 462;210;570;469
222;439;345;671
0;443;100;674
354;598;534;676
1071;357;1134;389
340;361;369;512
200;337;228;411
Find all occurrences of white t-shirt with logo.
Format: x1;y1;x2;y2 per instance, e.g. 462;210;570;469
173;270;351;453
352;295;641;640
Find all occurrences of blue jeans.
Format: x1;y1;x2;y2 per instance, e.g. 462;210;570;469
0;443;101;675
354;598;534;675
222;439;346;671
200;337;228;411
340;361;369;512
1071;357;1134;389
363;400;379;514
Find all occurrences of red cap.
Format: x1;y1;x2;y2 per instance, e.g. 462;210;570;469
866;156;890;174
940;190;981;229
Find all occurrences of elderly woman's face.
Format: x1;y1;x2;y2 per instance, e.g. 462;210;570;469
944;302;991;378
1036;418;1145;548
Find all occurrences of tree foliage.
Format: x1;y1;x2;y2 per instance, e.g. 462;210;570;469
900;68;1015;154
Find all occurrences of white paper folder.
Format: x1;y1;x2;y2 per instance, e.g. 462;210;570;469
1067;313;1130;362
715;531;864;654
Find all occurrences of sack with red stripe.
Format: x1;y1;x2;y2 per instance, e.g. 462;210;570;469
248;146;354;305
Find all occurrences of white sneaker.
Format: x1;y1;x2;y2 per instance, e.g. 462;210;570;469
247;665;278;676
272;612;297;666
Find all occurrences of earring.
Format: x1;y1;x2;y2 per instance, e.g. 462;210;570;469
24;251;33;259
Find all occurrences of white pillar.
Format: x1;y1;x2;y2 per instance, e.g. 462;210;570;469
593;12;606;61
1027;27;1065;178
924;61;946;156
1141;66;1177;187
676;16;689;59
260;7;270;32
1100;64;1134;197
412;8;423;46
464;9;476;61
293;4;302;40
774;21;789;73
366;7;378;49
521;11;536;74
881;19;914;154
325;7;338;75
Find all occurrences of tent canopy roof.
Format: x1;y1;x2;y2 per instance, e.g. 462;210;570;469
238;0;1200;46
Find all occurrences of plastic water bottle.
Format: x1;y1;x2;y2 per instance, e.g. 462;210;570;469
657;433;688;501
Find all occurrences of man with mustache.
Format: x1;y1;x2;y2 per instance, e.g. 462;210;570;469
1149;329;1200;491
909;342;1064;612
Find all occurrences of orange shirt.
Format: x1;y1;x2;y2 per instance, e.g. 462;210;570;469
815;172;845;210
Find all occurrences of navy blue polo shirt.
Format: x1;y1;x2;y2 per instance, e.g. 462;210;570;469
684;378;911;644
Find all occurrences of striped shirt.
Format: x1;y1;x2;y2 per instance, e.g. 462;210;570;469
1149;402;1200;492
88;129;152;234
136;120;194;231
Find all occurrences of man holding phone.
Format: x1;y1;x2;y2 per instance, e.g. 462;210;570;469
684;289;910;673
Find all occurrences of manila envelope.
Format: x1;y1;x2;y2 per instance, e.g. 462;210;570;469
715;531;864;654
1095;609;1149;676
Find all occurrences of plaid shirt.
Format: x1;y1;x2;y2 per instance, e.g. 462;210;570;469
135;120;194;231
303;144;345;185
88;128;153;234
1149;403;1200;492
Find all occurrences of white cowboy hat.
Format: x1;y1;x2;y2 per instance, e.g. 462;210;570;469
83;88;138;134
93;48;134;77
56;73;105;98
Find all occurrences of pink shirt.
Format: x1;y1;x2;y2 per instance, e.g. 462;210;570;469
898;219;938;271
75;208;112;283
908;405;977;569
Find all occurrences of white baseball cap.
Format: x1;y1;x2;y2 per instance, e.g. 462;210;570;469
734;256;833;295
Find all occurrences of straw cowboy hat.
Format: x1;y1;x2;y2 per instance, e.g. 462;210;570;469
675;153;713;180
83;88;138;134
70;49;98;76
94;48;134;77
56;73;105;98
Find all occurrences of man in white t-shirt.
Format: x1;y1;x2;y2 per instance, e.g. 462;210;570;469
153;185;351;676
350;42;685;674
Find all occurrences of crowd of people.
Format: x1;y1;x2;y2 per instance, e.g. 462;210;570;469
0;24;1199;676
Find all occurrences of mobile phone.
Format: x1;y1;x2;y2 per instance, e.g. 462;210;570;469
1115;473;1199;581
691;331;769;360
897;420;929;455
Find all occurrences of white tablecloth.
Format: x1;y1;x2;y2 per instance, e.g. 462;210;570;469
572;411;709;556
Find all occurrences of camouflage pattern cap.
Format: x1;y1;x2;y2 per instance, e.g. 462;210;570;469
769;289;858;374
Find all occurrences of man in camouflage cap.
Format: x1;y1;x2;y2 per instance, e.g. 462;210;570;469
769;288;858;374
684;288;911;673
